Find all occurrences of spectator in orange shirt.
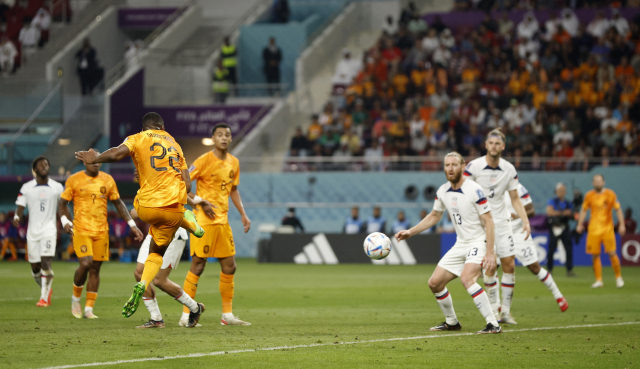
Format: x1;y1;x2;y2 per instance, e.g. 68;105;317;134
615;56;634;78
307;114;323;142
419;98;435;126
372;111;393;138
553;24;572;44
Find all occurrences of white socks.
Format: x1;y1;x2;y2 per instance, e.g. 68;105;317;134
175;291;198;313
537;268;563;299
181;312;190;322
501;273;515;315
143;297;163;321
32;270;42;287
40;269;53;301
483;273;500;316
434;288;458;325
467;283;498;326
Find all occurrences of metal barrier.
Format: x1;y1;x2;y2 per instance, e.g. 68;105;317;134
145;83;289;105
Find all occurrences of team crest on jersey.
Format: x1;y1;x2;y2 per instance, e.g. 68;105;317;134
452;197;457;207
81;245;87;253
229;170;234;179
490;174;498;183
100;186;106;194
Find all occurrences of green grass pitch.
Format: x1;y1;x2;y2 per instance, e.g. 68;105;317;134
0;260;638;368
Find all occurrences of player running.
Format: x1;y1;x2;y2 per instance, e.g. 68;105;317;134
13;156;63;306
75;112;206;324
180;123;252;327
504;183;568;312
464;128;531;324
395;152;501;334
59;154;144;319
576;174;625;288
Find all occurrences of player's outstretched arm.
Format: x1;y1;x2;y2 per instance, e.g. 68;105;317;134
58;198;74;235
509;189;531;240
396;210;443;241
12;205;25;227
616;207;626;236
75;146;130;164
112;198;144;242
230;186;251;233
480;211;497;273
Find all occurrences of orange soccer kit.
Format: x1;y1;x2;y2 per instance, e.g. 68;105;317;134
582;189;622;280
62;170;120;308
121;129;197;288
183;151;240;314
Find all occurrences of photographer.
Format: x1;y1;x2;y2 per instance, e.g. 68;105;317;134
546;183;575;276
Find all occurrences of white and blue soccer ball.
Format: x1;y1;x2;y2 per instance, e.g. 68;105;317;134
363;232;392;260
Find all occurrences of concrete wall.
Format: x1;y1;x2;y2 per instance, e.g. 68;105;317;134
46;7;129;96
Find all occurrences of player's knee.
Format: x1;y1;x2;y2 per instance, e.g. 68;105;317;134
459;275;475;289
223;263;236;275
528;263;540;274
428;277;443;292
133;269;142;282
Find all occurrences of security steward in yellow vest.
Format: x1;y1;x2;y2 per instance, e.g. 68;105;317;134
212;59;230;103
221;36;237;85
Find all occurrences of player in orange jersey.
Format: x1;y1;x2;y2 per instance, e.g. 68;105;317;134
59;153;144;319
75;112;206;326
179;123;252;327
576;174;625;288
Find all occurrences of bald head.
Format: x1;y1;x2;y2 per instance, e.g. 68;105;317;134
555;183;566;199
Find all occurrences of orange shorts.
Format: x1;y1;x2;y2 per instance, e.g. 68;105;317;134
190;223;235;259
135;200;184;247
586;231;616;255
74;232;110;261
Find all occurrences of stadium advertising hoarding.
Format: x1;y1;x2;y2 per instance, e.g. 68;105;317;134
261;232;634;266
118;8;178;28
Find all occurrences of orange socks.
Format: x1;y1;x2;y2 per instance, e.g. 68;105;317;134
86;292;97;308
593;255;602;281
140;253;163;289
220;272;234;314
73;284;83;300
182;271;200;314
610;255;622;278
180;218;197;234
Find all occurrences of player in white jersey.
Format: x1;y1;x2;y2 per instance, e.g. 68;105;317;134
12;156;63;307
503;184;568;312
463;128;531;324
395;152;501;334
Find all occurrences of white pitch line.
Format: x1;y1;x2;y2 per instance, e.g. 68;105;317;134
0;291;219;302
39;321;640;369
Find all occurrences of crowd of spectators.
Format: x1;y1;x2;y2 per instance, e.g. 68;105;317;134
289;2;640;171
0;0;63;75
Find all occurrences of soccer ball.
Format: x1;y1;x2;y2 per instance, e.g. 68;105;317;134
363;232;392;260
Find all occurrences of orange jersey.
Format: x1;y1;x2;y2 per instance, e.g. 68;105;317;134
189;151;240;226
121;129;188;209
582;189;620;235
61;171;120;236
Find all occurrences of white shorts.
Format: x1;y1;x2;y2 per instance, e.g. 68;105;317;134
438;240;486;277
27;238;56;263
512;227;538;266
137;228;188;270
495;221;515;258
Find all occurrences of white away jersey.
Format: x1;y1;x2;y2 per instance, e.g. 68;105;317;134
463;156;519;224
504;183;532;231
16;179;63;241
432;179;491;243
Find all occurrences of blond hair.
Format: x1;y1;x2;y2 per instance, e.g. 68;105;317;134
486;128;506;142
444;151;465;166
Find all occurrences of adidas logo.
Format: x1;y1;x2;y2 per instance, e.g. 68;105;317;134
292;233;417;265
293;233;338;264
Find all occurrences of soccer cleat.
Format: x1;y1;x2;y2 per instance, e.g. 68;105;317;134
183;210;205;238
122;282;145;318
557;297;569;312
429;321;461;331
35;299;50;307
591;280;604;288
178;318;201;327
221;314;251;326
72;300;82;318
476;323;502;334
84;310;99;319
136;319;165;328
616;277;624;288
499;313;517;324
186;302;205;328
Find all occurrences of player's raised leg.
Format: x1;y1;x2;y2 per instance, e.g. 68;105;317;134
428;266;461;331
528;262;568;311
154;269;205;328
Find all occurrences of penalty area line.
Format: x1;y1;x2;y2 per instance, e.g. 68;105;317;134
40;321;640;369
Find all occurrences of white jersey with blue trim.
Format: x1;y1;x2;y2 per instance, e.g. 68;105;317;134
15;178;63;241
504;183;532;231
432;179;491;243
463;156;519;225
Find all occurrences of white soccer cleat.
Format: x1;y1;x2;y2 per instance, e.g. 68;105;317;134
591;280;604;288
71;301;82;319
84;310;99;319
499;313;518;325
616;277;624;288
221;313;251;326
178;317;201;327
